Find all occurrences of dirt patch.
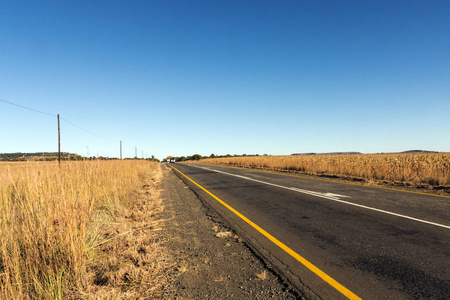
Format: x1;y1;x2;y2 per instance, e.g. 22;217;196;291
160;165;300;299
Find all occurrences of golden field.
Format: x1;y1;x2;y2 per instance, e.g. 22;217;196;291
0;160;165;299
198;153;450;189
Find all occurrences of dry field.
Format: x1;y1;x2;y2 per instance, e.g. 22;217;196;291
198;153;450;192
0;160;166;299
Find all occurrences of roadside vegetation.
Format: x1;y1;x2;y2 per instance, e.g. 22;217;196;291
0;152;84;161
0;152;161;162
197;153;450;192
0;160;166;299
168;153;262;162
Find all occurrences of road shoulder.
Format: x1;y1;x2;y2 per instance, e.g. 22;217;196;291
160;165;300;299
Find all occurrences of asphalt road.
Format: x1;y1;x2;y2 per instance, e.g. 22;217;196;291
169;163;450;300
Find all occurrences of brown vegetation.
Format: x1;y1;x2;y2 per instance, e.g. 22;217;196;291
198;153;450;191
0;160;166;299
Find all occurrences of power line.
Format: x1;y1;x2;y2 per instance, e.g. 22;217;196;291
0;98;56;117
60;117;117;142
0;97;117;143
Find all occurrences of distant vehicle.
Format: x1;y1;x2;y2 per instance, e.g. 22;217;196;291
169;158;176;163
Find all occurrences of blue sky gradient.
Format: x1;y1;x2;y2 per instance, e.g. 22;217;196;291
1;1;449;159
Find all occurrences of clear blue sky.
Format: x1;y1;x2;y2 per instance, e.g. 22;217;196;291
1;1;449;160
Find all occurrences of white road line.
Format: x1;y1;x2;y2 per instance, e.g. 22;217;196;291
188;164;450;230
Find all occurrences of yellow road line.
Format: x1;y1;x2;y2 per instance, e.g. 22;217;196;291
170;165;362;300
193;163;450;199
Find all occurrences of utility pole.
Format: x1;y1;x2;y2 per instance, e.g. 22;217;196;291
120;140;122;160
142;150;143;159
135;147;137;159
57;114;61;167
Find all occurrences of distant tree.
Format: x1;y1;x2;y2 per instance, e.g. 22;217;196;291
209;153;216;158
192;154;202;161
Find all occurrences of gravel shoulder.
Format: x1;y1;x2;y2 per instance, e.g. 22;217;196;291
160;165;300;299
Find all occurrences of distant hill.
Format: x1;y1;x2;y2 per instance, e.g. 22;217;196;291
401;150;438;153
0;152;83;161
292;150;439;156
291;152;362;156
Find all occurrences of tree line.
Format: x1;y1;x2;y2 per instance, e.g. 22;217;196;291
165;153;267;162
0;152;160;162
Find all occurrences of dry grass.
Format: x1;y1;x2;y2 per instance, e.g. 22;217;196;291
198;153;450;191
0;160;166;299
255;271;268;281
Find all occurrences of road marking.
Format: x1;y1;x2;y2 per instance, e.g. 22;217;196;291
189;164;450;230
170;164;362;300
191;165;350;201
325;192;351;198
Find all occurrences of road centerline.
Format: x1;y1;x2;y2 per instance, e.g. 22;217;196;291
188;164;450;230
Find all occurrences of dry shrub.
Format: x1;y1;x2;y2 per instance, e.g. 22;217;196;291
0;160;165;299
198;153;450;189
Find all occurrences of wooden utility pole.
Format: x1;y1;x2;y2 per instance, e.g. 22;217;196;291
120;140;122;160
58;114;61;167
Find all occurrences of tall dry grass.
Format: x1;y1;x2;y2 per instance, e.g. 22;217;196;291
198;153;450;188
0;160;162;299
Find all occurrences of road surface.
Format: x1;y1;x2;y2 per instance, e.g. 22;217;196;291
169;163;450;300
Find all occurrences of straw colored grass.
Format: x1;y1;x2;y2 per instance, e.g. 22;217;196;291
198;153;450;190
0;160;166;299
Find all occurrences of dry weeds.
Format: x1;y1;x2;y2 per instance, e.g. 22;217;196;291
0;160;167;299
